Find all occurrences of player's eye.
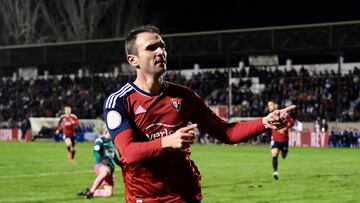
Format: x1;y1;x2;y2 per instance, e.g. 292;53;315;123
146;44;157;51
146;43;165;51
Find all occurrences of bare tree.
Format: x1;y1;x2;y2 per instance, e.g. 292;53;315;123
39;0;114;42
0;0;164;45
109;0;163;37
0;0;43;45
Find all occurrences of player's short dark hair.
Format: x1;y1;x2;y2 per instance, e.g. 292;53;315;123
268;99;277;105
125;25;160;56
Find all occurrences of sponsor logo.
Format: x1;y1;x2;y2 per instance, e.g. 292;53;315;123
146;128;175;140
144;122;182;140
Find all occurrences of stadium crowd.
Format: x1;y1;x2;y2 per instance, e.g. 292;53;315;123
176;65;360;122
1;65;360;127
329;127;360;148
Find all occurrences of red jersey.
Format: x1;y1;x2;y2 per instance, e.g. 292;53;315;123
104;81;266;203
57;114;80;137
271;116;295;142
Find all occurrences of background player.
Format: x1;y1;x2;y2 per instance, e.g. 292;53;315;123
268;100;295;180
78;127;120;199
56;105;80;165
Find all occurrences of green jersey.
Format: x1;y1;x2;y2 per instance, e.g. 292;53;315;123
93;136;117;173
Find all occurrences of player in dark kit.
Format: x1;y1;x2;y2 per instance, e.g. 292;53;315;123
267;100;295;180
104;25;296;203
56;106;80;165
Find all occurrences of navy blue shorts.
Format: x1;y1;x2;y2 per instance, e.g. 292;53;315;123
64;136;76;147
271;140;288;153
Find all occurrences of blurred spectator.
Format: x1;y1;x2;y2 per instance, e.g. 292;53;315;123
313;118;320;133
292;118;303;133
20;117;31;142
329;127;337;148
320;118;329;132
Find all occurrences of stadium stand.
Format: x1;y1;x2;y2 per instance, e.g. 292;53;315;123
1;64;360;126
1;21;360;146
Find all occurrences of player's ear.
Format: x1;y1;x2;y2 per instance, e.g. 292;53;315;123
127;54;139;67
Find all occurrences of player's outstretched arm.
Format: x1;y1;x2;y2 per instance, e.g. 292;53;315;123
262;105;296;130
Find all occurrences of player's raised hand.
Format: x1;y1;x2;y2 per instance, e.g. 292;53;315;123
263;105;296;129
161;124;198;150
279;105;296;119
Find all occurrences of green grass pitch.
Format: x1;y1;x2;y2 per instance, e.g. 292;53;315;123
0;142;359;203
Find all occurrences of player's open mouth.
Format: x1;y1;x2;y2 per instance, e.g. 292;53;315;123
155;59;166;65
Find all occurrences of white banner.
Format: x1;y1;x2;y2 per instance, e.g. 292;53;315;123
29;117;105;139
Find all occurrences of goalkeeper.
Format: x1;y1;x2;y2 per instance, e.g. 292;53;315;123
78;127;120;199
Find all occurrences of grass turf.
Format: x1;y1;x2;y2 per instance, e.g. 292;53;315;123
0;142;359;203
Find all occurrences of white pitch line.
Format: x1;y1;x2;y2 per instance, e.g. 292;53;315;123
0;162;64;169
0;170;93;179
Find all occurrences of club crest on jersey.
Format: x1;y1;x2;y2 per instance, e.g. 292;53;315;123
170;98;181;111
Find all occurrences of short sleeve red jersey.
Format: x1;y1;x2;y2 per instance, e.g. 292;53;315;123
57;114;80;137
271;116;295;142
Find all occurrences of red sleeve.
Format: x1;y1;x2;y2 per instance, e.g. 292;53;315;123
114;129;164;164
74;118;80;126
287;117;295;128
225;118;267;143
190;91;266;144
71;115;80;126
56;117;63;131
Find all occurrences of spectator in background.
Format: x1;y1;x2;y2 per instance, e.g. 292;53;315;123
292;117;303;133
313;118;320;133
355;128;360;147
342;128;351;147
329;127;337;148
20;117;31;142
320;118;329;133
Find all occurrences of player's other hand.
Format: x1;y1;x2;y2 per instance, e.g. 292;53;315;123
161;124;197;150
262;105;296;130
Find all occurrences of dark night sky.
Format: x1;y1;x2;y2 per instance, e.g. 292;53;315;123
153;0;360;34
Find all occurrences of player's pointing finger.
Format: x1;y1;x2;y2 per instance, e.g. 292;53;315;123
282;105;296;113
181;124;198;132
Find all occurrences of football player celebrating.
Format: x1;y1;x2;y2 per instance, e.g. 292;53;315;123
268;100;295;180
104;25;296;202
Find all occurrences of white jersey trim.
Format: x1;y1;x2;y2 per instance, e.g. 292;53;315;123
105;83;133;109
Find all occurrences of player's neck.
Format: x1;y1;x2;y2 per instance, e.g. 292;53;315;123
133;76;163;94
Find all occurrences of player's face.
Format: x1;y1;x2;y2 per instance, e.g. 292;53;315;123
267;101;278;112
130;32;167;77
64;107;71;116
